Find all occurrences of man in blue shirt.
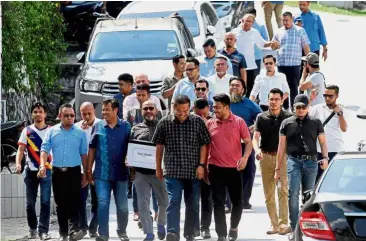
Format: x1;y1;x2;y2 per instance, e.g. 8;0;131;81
40;103;88;241
299;1;328;61
87;99;131;241
114;73;135;119
229;77;262;209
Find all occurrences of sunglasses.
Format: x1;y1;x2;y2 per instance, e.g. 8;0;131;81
142;107;155;111
323;94;334;98
295;106;307;110
264;62;274;66
63;114;75;118
195;87;207;92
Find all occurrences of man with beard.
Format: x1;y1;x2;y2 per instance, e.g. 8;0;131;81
87;99;131;241
309;85;347;182
207;57;233;96
16;102;52;240
129;100;168;241
229;77;262;209
252;89;292;235
75;102;101;238
40;104;88;241
206;94;252;241
250;55;290;111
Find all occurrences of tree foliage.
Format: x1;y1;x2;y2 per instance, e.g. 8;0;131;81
2;1;67;94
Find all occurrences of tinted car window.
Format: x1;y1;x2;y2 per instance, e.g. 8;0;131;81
119;10;200;37
319;158;366;194
89;30;181;62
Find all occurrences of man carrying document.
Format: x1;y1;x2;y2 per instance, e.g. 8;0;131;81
128;100;168;241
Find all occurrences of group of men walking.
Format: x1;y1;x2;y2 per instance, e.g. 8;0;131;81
14;2;348;241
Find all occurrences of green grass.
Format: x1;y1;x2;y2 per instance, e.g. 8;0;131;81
285;1;366;16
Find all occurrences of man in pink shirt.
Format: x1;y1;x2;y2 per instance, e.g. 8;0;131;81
206;94;253;241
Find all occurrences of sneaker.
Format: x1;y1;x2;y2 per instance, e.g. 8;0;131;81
96;236;108;241
185;235;195;241
201;229;211;239
28;229;37;239
118;233;129;241
278;225;292;235
144;233;155;241
266;226;278;235
243;203;252;209
217;237;227;241
133;213;139;221
39;233;51;240
228;229;238;241
288;232;294;241
166;232;179;241
157;224;166;240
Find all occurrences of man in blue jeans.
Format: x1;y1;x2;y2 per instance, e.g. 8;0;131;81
87;98;131;241
153;95;211;241
274;94;329;240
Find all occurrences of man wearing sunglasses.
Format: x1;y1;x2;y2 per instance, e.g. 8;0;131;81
274;94;329;240
250;55;290;111
193;80;214;112
40;103;88;241
129;100;169;241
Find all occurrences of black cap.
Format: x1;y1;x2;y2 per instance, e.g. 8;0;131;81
293;94;309;107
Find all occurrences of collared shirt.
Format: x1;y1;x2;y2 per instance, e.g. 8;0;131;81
90;119;131;181
279;115;324;156
309;103;344;152
304;72;326;106
255;110;293;152
273;25;310;66
197;53;233;77
217;49;247;77
207;113;250;168
130;120;159;175
41;124;88;168
152;114;211;180
233;27;267;70
250;71;290;106
253;21;269;60
231;97;262;127
123;93;162;120
114;89;135;119
301;10;327;52
161;73;185;108
126;109;163;127
172;77;214;106
207;73;233;95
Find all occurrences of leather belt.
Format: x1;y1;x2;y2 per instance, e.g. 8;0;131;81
290;155;317;161
53;166;80;172
262;151;277;155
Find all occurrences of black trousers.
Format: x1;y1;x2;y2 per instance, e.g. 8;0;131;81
245;69;257;98
209;165;243;237
241;150;256;205
200;180;212;231
277;65;301;109
52;166;81;236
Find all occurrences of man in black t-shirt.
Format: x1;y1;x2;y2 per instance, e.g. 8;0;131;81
253;88;292;235
274;94;329;240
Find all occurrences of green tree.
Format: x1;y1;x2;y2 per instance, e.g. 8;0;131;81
2;1;67;94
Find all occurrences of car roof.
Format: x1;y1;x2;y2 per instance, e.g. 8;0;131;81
333;151;366;160
123;1;201;13
95;18;180;32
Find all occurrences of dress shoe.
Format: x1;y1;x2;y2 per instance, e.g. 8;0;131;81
185;235;195;241
166;232;179;241
278;225;292;235
28;229;37;239
118;233;129;241
217;237;227;241
194;230;200;237
201;229;211;239
228;229;238;241
243;203;252;209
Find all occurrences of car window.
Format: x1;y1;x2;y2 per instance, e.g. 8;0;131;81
119;10;200;37
89;30;181;62
319;158;366;194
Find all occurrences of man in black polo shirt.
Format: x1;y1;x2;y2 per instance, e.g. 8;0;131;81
253;88;292;235
275;94;329;240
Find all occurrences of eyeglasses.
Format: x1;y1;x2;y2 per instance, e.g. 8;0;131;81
264;62;274;66
195;87;207;92
323;94;334;99
63;114;75;118
142;107;155;111
185;67;197;72
295;106;307;110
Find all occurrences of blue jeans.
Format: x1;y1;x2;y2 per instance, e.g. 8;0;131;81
287;157;318;229
165;178;200;237
24;168;52;235
95;179;129;238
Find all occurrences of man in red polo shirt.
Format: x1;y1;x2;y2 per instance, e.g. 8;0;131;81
206;94;253;241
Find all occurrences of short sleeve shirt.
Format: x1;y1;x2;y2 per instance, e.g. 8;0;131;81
305;72;326;106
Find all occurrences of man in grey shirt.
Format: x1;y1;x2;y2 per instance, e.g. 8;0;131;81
299;52;326;106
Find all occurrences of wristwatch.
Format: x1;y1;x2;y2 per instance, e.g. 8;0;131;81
198;163;206;169
323;157;330;161
337;111;343;116
39;165;45;169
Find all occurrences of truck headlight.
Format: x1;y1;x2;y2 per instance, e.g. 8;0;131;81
80;79;104;93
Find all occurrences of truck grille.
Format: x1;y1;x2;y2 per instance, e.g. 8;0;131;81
102;80;163;96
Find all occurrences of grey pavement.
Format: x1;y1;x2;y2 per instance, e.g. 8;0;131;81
1;3;366;241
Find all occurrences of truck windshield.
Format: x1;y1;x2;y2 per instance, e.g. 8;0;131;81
89;30;181;62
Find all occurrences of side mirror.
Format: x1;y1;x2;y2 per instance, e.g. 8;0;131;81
206;25;216;36
76;52;86;63
186;48;197;58
356;108;366;119
302;190;313;204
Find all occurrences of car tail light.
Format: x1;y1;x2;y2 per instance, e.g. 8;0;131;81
299;211;336;240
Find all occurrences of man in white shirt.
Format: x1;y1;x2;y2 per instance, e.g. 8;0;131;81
250;55;290;111
123;74;162;118
309;85;347;182
75;102;101;238
299;52;326;106
233;14;273;98
207;57;233;96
